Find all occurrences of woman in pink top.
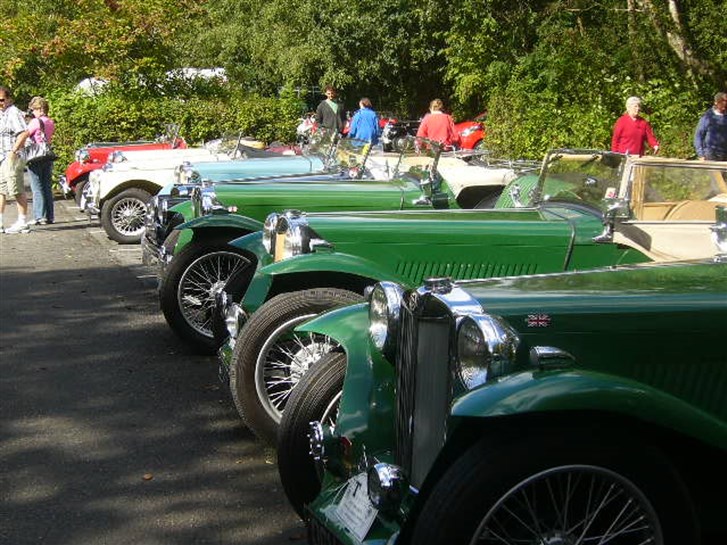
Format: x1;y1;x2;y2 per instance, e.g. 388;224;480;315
611;96;659;156
13;96;56;224
416;98;460;148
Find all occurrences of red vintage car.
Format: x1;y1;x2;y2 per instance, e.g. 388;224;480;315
60;124;187;205
455;111;487;150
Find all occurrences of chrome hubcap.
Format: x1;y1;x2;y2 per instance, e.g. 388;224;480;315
112;198;146;236
178;252;247;337
255;314;339;423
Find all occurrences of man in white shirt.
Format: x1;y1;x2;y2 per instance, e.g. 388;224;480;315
0;86;30;233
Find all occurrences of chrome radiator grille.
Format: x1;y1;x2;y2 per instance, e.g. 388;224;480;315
395;297;452;488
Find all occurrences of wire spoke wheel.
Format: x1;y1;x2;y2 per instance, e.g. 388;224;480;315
111;198;147;237
177;251;248;338
472;464;662;545
255;314;340;424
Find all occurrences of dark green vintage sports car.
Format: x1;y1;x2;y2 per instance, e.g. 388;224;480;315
275;207;727;545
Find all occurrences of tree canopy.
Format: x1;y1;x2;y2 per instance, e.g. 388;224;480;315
2;0;725;158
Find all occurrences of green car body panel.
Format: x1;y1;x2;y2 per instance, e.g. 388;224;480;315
179;211;265;232
222;205;648;344
294;258;727;544
166;174;454;261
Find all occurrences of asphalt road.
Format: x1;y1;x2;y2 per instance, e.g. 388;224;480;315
0;196;305;545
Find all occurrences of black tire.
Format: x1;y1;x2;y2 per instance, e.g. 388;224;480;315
159;241;252;353
277;352;346;519
73;177;88;207
100;187;152;244
408;429;697;545
229;288;363;444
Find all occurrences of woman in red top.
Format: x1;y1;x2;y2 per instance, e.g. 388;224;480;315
611;96;659;156
416;98;460;148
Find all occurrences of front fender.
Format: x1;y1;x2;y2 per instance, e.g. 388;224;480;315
297;303;398;451
99;175;165;201
228;230;271;261
176;213;264;232
257;252;409;285
64;162;97;186
297;303;370;355
453;369;727;450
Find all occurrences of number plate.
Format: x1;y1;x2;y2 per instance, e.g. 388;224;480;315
335;473;378;541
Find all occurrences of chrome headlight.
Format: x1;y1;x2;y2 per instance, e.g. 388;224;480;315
368;281;405;361
75;149;91;163
109;150;126;163
271;211;328;262
176;162;198;184
191;186;229;217
156;196;170;224
278;213;305;261
455;314;520;390
262;212;279;253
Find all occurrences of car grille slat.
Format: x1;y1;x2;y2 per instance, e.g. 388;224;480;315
395;298;451;488
395;303;417;475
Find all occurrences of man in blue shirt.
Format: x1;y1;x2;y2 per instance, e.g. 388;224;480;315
694;91;727;161
348;97;381;145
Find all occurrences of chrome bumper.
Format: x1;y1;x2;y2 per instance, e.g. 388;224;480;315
141;233;163;269
59;176;72;196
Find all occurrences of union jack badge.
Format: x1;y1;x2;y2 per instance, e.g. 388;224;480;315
526;313;551;327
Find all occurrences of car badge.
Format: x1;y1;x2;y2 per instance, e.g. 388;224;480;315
407;291;420;310
526;313;552;327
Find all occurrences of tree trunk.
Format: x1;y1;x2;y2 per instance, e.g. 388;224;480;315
636;0;715;83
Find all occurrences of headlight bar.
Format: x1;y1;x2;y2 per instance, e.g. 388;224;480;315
264;210;329;262
455;314;520;390
368;281;405;361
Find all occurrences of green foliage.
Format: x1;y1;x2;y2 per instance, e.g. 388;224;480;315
3;0;724;166
43;87;304;179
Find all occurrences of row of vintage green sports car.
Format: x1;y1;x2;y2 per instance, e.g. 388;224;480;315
131;135;726;545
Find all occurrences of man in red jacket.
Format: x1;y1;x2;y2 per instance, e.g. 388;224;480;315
611;96;659;156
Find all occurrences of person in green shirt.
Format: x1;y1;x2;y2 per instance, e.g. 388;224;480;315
315;85;346;134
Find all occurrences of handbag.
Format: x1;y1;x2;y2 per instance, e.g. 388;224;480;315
25;118;58;164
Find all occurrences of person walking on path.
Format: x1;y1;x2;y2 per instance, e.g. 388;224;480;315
694;91;727;161
611;96;660;156
416;98;460;148
315;85;346;134
12;96;56;224
0;86;30;234
347;97;381;145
